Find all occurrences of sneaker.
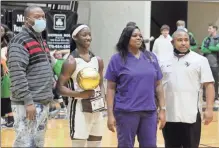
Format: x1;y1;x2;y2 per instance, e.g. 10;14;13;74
49;107;61;119
215;99;219;106
55;108;67;119
102;110;107;117
5;121;14;128
60;102;65;109
1;117;6;125
1;118;7;128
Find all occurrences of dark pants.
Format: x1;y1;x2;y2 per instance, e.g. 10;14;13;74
162;112;201;148
203;66;218;101
114;110;157;148
211;67;219;100
53;88;60;100
1;98;12;117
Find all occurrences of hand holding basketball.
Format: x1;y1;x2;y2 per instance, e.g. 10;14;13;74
78;90;95;99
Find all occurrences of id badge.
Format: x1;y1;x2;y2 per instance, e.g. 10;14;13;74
90;97;105;112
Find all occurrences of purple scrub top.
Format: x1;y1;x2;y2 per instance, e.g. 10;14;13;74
105;51;162;112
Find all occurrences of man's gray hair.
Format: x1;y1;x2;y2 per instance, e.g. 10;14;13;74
24;5;42;18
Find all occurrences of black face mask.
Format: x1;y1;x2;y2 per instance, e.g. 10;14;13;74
174;48;190;57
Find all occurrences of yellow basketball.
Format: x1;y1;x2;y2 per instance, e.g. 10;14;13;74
76;67;100;90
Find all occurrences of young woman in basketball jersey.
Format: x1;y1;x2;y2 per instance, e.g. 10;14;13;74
56;24;105;147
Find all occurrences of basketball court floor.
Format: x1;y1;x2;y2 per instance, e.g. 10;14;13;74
1;108;219;147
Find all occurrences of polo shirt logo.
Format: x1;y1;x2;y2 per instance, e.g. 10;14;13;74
185;62;190;67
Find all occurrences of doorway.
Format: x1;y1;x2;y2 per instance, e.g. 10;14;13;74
150;1;188;51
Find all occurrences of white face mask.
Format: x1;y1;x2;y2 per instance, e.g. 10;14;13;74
28;18;46;33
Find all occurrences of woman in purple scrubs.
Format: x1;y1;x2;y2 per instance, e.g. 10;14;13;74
105;26;166;148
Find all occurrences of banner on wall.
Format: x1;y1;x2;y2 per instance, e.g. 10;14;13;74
11;9;25;34
46;10;78;50
1;9;6;24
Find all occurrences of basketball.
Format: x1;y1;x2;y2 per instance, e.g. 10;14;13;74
76;67;100;90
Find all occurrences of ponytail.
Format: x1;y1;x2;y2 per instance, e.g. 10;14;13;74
70;38;76;53
69;23;85;53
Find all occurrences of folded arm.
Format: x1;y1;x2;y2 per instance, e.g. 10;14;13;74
201;37;212;54
208;43;219;52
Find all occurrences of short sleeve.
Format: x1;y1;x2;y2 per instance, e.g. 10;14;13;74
200;58;214;83
152;53;163;81
104;55;119;82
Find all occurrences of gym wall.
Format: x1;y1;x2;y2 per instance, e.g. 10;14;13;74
77;1;151;74
187;2;219;47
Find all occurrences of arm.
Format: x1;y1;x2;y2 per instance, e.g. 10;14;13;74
104;55;118;116
208;43;219;52
153;52;165;109
60;49;70;55
200;58;215;124
97;57;106;99
56;55;93;99
106;81;116;117
153;53;166;129
106;80;117;132
190;46;198;51
7;45;33;106
56;55;79;97
201;37;211;54
1;59;8;73
156;80;165;109
203;82;215;110
156;79;166;129
200;58;215;109
1;47;9;74
1;59;7;68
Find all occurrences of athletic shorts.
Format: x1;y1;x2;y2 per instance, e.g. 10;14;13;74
69;99;104;140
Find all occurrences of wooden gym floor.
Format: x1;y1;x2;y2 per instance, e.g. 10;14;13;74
1;111;219;147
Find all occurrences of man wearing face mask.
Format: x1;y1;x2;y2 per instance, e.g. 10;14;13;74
7;6;54;147
160;29;214;148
